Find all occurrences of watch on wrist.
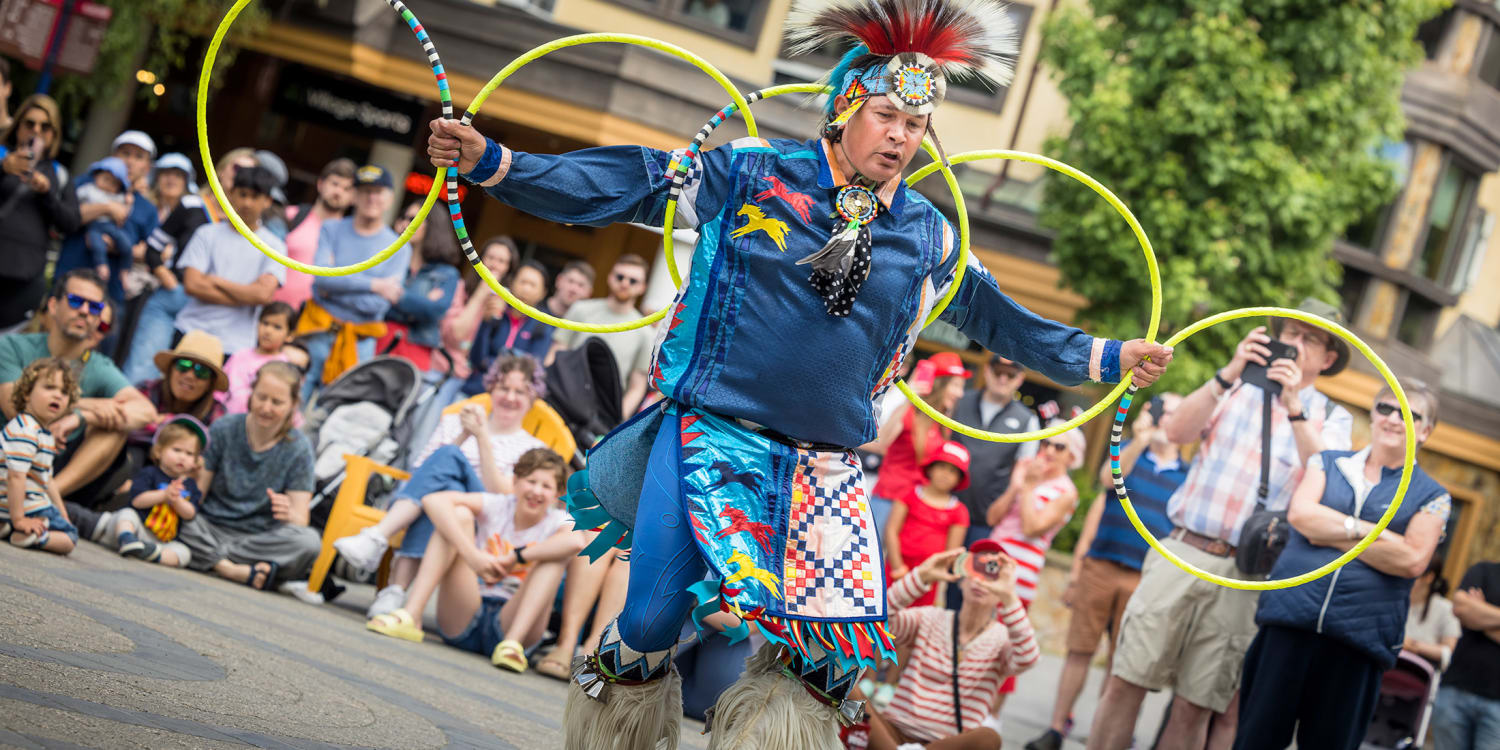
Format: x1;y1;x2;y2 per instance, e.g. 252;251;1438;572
1213;371;1233;391
1288;411;1308;422
514;545;527;565
1343;515;1357;540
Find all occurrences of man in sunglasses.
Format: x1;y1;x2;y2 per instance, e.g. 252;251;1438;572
1088;299;1354;750
547;254;654;417
949;355;1042;576
0;270;157;512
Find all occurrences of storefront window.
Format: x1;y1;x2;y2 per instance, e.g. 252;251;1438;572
610;0;764;42
1344;139;1413;251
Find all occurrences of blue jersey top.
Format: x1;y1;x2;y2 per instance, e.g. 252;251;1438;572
462;136;1124;448
1087;442;1185;571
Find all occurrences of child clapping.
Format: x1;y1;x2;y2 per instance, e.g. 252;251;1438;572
108;416;207;567
1;358;80;554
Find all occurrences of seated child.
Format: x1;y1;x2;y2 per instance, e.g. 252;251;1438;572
221;303;301;414
1;358;79;554
366;447;584;673
76;157;134;284
106;415;207;567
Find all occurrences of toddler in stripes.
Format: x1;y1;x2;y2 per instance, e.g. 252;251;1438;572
1;358;80;554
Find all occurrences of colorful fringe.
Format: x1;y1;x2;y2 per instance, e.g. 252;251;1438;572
564;467;633;563
688;579;898;677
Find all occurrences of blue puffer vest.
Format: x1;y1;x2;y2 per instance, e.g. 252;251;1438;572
1256;449;1447;670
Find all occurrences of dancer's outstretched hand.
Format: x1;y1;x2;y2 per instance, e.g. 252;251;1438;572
1120;339;1173;387
428;118;487;174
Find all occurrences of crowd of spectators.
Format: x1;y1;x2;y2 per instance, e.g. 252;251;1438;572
0;104;1495;750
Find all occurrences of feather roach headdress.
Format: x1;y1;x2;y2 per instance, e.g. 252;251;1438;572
786;0;1020;118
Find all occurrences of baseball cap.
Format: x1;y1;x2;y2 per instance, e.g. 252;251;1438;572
111;130;157;158
152;152;199;194
921;440;971;491
87;157;130;188
232;165;276;197
927;351;972;379
355;164;393;190
153;414;210;453
254;150;289;204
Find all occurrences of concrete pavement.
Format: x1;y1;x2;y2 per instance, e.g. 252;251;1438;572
0;541;1170;749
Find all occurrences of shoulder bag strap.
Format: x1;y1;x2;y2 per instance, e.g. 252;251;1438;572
951;613;964;733
1257;387;1273;511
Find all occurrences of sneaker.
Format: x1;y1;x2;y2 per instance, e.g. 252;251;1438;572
1025;729;1064;750
333;527;389;573
90;510;114;544
0;521;11;537
279;580;326;605
117;530;145;558
366;584;406;619
871;683;896;711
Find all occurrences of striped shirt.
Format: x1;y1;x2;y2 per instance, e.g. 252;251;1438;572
1167;382;1352;546
881;572;1039;742
1089;443;1185;571
990;474;1076;606
1;413;56;517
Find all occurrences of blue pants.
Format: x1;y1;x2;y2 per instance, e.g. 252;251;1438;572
615;410;706;653
1;504;79;544
122;286;188;384
675;621;753;720
1433;685;1500;750
302;331;376;403
394;445;487;559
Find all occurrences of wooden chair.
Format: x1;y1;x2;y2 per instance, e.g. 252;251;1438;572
306;455;410;595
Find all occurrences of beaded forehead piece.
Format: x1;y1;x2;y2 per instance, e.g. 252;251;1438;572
786;0;1020;119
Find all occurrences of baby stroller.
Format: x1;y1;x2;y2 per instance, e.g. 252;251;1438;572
1362;650;1440;750
544;337;623;460
302;355;426;529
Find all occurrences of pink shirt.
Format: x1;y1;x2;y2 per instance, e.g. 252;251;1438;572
990;474;1075;606
219;349;289;414
273;207;322;308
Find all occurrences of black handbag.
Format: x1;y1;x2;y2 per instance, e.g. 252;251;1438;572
1236;388;1288;576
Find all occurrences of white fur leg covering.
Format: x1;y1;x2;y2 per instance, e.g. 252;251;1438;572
564;667;682;750
705;644;842;750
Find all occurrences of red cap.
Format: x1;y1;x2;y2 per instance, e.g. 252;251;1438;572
926;351;972;379
921;440;971;491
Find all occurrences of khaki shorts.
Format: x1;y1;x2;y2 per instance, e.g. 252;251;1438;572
1065;555;1140;655
1111;535;1260;713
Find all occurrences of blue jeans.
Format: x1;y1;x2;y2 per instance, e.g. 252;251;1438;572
393;445;486;560
2;505;79;544
302;331;376;403
441;596;507;655
123;286;188;385
1433;685;1500;750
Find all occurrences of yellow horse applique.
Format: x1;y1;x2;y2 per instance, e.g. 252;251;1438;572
725;549;783;598
730;204;790;252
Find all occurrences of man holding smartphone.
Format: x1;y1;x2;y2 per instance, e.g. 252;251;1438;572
1086;298;1354;750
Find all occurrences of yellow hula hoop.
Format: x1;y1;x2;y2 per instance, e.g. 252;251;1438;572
659;83;971;329
897;149;1164;443
196;0;443;275
1116;307;1416;590
458;33;758;334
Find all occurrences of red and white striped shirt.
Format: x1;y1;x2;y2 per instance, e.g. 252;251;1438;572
880;572;1040;742
990;474;1075;607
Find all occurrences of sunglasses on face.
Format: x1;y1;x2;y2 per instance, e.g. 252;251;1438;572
612;273;642;286
1374;402;1423;423
991;366;1021;379
21;118;53;134
173;358;214;380
64;293;105;316
1044;441;1069;453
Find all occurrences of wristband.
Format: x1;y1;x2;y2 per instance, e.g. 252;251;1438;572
1213;371;1233;391
514;545;527;565
1288;412;1308;422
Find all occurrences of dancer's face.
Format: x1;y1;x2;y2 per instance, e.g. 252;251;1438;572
834;95;926;183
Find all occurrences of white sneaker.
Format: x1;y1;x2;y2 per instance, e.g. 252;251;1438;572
366;584;406;619
278;580;325;605
333;527;388;573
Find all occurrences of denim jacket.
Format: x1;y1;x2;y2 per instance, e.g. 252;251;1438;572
385;262;459;348
462;136;1123;448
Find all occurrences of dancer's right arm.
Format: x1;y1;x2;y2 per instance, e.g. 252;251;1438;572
427;118;736;230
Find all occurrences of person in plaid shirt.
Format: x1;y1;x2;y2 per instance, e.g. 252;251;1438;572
1086;300;1353;750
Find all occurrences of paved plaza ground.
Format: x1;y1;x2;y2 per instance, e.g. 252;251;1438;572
0;541;1168;749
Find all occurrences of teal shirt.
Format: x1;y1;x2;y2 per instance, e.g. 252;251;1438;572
0;333;131;399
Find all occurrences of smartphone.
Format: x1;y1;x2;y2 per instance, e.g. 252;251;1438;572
912;359;936;393
1147;396;1165;425
1241;339;1299;396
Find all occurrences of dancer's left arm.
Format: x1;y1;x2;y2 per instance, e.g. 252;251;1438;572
933;231;1171;387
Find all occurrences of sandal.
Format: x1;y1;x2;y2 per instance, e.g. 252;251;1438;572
244;561;279;591
534;648;572;681
366;608;424;642
491;639;528;673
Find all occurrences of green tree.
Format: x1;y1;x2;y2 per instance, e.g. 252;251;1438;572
48;0;265;118
1039;1;1445;394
